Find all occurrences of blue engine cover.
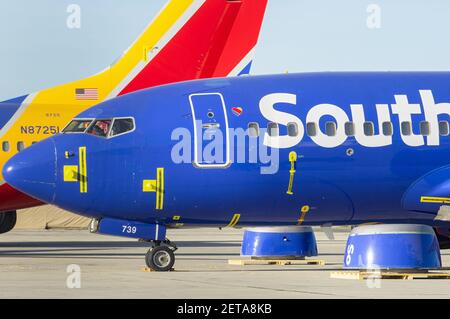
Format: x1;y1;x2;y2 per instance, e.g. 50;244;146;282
241;226;318;258
97;218;166;241
344;224;442;269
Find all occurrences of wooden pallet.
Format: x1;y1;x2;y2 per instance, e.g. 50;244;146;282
330;270;450;280
228;259;326;266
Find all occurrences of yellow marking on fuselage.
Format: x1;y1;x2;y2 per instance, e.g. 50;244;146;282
143;180;157;192
297;205;310;225
172;216;183;227
0;0;194;181
286;151;297;195
143;167;165;210
79;147;87;193
227;214;241;228
420;196;450;204
156;168;165;210
63;165;79;182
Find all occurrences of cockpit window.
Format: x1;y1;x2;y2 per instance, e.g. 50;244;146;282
86;119;113;137
63;119;93;133
110;118;135;137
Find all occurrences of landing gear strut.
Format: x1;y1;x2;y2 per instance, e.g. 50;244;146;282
92;218;171;270
145;239;177;272
0;211;17;235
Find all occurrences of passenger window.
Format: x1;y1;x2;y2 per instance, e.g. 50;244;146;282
382;122;393;136
401;122;412;136
325;122;336;136
287;122;298;137
363;122;374;136
2;141;9;152
345;122;354;136
306;122;317;137
439;121;449;136
268;123;279;137
87;119;113;137
63;119;93;133
420;121;430;136
17;141;25;152
110;118;135;137
248;123;260;137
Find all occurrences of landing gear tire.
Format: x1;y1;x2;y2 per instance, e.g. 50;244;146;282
145;245;175;272
0;211;17;235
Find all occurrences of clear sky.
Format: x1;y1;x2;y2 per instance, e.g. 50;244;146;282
1;0;450;100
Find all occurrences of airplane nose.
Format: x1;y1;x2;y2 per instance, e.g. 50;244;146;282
3;138;57;204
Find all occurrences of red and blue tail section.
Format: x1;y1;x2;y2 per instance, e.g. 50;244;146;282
118;0;268;95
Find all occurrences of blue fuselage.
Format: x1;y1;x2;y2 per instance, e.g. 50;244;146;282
5;72;450;228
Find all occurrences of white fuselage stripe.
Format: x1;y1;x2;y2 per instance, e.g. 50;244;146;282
227;47;255;77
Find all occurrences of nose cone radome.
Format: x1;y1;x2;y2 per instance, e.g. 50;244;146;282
3;138;57;204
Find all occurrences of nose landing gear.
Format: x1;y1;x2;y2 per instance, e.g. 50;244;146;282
145;239;178;272
89;217;177;271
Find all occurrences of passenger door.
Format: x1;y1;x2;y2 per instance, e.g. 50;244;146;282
189;93;230;168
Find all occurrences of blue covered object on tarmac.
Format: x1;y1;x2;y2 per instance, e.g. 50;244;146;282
241;226;318;258
344;224;442;270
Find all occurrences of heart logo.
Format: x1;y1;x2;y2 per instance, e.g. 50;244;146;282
231;107;243;116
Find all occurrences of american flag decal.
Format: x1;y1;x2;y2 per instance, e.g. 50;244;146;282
75;88;99;100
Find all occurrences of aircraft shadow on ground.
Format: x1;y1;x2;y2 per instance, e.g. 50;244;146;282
0;240;242;258
0;240;241;249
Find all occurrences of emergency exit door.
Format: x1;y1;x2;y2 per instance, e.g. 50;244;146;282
189;93;230;168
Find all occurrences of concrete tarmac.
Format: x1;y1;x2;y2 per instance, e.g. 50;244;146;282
0;228;449;299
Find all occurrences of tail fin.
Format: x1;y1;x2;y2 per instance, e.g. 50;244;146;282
200;0;269;78
114;0;268;96
17;0;268;104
